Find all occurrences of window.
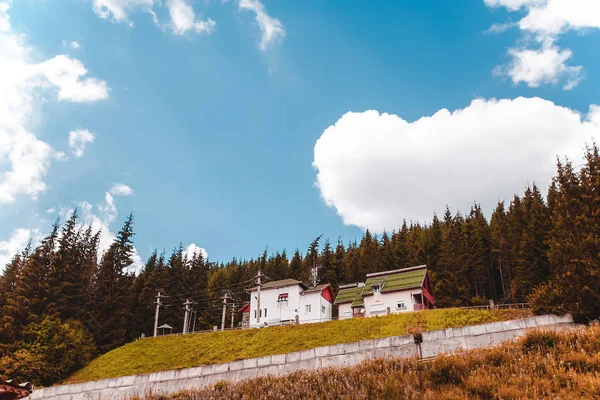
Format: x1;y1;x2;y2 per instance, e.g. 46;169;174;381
264;308;267;318
396;301;406;310
254;310;257;318
277;293;288;302
370;303;386;313
373;285;380;293
305;304;311;313
321;305;326;314
259;309;262;318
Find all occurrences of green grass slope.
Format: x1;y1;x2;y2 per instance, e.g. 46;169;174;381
139;323;600;400
68;309;529;383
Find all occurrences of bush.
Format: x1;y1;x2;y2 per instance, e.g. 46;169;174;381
426;356;469;386
521;329;559;353
0;316;96;386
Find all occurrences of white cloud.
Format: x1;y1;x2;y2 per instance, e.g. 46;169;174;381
46;208;56;213
0;3;107;204
313;97;599;232
486;0;600;89
39;56;108;102
185;243;208;261
484;0;545;11
62;40;81;49
92;0;155;25
92;0;215;36
109;183;134;196
496;44;583;90
0;228;42;272
167;0;215;35
68;129;95;158
238;0;284;50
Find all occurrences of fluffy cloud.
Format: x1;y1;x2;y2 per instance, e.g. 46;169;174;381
496;44;583;90
185;243;208;261
167;0;215;35
0;3;107;204
486;0;600;89
238;0;285;50
68;129;95;157
93;0;215;36
109;183;134;196
0;228;42;272
313;97;599;232
92;0;155;25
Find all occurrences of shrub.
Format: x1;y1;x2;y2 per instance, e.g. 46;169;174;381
521;329;559;353
0;316;95;386
426;356;469;386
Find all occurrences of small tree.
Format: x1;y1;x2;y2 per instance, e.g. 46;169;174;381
0;316;96;386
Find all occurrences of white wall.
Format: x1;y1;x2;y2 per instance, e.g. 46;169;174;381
338;303;353;320
249;285;302;328
298;292;324;323
362;289;421;317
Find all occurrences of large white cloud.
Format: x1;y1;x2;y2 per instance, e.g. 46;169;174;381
238;0;285;50
0;2;107;204
486;0;600;89
93;0;215;36
313;97;599;232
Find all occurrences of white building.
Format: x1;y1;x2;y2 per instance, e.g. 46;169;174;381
247;279;335;328
334;265;435;318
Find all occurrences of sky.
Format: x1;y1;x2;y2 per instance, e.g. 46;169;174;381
1;0;599;271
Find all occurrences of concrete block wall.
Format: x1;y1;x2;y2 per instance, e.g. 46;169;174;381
28;314;574;400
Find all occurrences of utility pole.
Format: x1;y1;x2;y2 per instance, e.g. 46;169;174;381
153;292;163;338
220;292;231;331
230;303;236;329
256;269;264;325
182;299;193;334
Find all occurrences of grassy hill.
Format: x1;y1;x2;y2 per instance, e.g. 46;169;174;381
136;323;600;400
68;308;528;383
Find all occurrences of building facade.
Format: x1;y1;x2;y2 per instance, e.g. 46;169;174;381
247;279;334;328
334;265;435;318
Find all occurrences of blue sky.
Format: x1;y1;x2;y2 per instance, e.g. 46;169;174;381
1;0;599;269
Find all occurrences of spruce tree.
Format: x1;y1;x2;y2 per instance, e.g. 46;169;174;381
90;214;136;353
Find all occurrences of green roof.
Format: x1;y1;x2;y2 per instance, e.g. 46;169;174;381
334;286;363;305
362;268;426;296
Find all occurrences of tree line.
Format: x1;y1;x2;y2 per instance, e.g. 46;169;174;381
0;144;598;386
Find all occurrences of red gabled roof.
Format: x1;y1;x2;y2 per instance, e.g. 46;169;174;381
238;303;250;313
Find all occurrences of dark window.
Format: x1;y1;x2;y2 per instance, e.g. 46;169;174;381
277;293;288;302
264;308;267;318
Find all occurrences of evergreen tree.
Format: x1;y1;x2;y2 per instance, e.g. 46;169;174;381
320;239;337;289
289;249;303;280
90;214;136;353
358;230;378;279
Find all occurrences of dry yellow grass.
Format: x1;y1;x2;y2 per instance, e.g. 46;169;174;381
68;308;528;383
136;323;600;400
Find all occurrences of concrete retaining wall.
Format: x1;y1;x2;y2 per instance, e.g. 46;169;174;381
28;314;574;400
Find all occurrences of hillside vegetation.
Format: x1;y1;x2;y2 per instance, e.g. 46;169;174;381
68;308;528;383
137;323;600;400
